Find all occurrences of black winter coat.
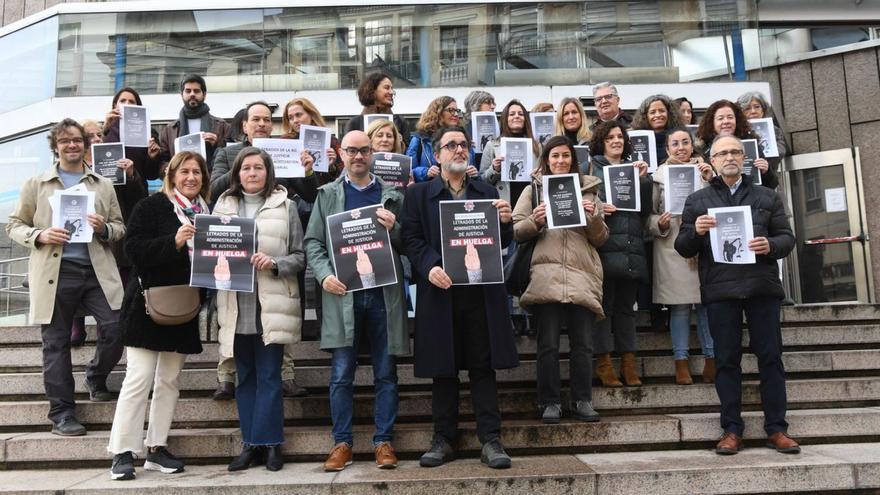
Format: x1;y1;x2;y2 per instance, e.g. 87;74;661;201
121;193;204;354
674;174;794;304
590;155;652;282
401;176;519;378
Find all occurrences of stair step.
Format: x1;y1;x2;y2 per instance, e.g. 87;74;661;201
0;443;877;494
5;408;880;464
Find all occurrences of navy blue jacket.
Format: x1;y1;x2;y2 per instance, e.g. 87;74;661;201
401;176;519;377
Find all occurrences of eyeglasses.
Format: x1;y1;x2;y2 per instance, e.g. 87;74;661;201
440;141;469;152
342;146;372;157
594;94;617;102
712;149;744;159
57;138;84;145
444;107;463;117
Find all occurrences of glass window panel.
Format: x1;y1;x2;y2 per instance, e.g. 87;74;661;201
0;18;58;113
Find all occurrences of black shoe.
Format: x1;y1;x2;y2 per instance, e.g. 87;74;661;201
87;380;117;402
419;437;455;467
144;446;185;474
281;379;308;398
213;381;235;401
228;445;264;471
541;404;561;424
52;417;86;436
265;445;284;471
480;439;511;469
110;451;136;480
571;401;600;422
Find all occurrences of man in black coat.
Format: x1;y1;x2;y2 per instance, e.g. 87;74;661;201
675;135;798;456
401;125;518;470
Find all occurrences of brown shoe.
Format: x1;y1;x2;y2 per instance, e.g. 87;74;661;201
595;353;623;387
675;359;693;385
282;379;309;398
620;352;642;387
702;358;716;384
212;381;234;400
715;432;743;455
374;441;398;469
323;443;353;471
766;432;801;454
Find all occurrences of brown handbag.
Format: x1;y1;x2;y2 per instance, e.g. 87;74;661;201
140;278;201;326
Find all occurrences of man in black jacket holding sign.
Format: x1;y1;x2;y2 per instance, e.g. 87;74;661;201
675;135;797;456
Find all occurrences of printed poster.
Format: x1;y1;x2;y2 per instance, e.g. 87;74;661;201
439;200;503;285
749;118;779;158
500;137;533;183
603;164;641;212
174;133;207;161
370;153;412;189
190;214;256;292
574;145;591;172
741;139;762;186
300;125;332;173
327;204;397;292
530;112;556;148
543;173;586;229
627;130;658;173
50;184;95;243
91;142;126;185
708;206;756;264
251;138;304;178
120;105;150;148
664;165;700;215
471;112;499;153
364;114;393;128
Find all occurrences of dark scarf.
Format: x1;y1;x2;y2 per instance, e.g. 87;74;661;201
178;102;212;137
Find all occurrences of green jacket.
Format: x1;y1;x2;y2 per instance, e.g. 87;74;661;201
304;175;410;356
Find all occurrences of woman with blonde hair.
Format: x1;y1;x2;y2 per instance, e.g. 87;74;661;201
281;97;341;182
406;96;475;182
554;97;591;146
107;151;208;480
367;119;405;154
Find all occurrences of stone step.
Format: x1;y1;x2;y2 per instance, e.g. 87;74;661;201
2;349;880;398
3;378;880;429
1;442;878;495
4;408;880;465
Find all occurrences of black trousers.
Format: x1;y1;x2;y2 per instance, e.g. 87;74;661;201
594;278;638;354
534;303;595;405
706;296;788;436
42;261;123;423
432;287;501;445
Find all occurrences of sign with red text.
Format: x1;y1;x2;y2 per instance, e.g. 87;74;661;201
327;204;397;292
190;215;256;292
439;199;503;285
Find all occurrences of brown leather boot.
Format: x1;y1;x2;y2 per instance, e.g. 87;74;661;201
595;353;623;387
702;358;716;384
620;352;642;387
675;359;693;385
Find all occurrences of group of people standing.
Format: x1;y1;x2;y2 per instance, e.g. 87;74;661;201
6;72;800;482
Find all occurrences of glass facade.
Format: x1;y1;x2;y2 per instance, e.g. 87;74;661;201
0;16;58;113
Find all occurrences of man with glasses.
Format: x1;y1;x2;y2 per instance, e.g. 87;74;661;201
675;135;798;456
304;130;410;472
401;125;519;470
590;82;632;131
7;119;126;436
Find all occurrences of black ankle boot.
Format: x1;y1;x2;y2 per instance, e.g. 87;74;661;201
265;445;283;471
228;445;264;471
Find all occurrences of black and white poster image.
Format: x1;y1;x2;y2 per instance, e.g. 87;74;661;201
748;118;779;157
251;138;304;178
91;142;126;185
174;132;206;160
627;130;657;173
500;137;533;182
530;112;556;147
543;173;587;229
708;206;756;264
364;114;393;128
603;164;640;212
370;153;412;189
190;214;257;292
300;125;332;173
664;165;699;215
472;112;499;153
51;186;95;243
120;104;150;147
439;200;504;285
741;139;762;185
574;145;590;171
327;204;397;292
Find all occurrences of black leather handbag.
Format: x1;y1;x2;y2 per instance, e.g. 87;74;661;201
503;182;538;297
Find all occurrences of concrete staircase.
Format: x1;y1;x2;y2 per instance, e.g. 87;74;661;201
0;304;879;494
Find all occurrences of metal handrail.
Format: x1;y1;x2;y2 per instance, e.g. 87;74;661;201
0;256;30;317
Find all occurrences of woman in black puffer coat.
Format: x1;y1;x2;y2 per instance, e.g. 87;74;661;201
588;121;652;388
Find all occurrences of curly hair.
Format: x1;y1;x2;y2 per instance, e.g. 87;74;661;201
589;120;632;159
47;118;86;156
554;97;591;144
538;135;580;176
674;97;694;125
356;72;392;110
366;119;405;154
696;99;753;143
631;94;682;131
281;97;325;137
416;96;456;135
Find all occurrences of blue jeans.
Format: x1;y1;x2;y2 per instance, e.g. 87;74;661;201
329;289;398;446
234;334;284;446
669;304;715;360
